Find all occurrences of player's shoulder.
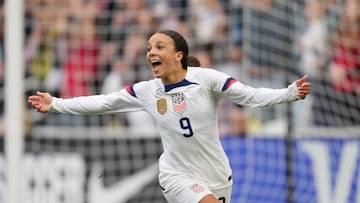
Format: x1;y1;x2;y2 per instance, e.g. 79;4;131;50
187;66;222;74
128;78;162;96
132;78;160;90
187;67;230;83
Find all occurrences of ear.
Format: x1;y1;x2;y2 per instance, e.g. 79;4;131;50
175;51;183;62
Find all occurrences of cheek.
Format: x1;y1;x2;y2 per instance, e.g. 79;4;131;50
162;54;175;65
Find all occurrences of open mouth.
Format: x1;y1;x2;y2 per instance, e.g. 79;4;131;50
150;60;162;72
151;61;161;66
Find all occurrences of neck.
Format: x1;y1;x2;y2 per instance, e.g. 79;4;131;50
162;68;187;85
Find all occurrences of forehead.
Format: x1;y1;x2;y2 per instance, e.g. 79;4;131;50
148;33;174;45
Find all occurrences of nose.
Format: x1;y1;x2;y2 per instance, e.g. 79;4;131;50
147;47;156;56
147;50;158;61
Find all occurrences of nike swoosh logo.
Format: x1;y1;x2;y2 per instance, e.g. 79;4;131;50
88;162;159;203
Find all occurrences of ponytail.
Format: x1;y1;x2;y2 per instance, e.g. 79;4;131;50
186;55;201;67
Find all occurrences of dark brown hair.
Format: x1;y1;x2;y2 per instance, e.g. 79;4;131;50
186;55;201;67
157;30;190;69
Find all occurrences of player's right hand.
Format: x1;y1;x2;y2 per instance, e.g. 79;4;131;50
28;91;53;113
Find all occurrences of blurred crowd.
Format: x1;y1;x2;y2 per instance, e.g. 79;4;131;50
0;0;359;136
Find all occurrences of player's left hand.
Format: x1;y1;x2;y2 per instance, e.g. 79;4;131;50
295;74;311;99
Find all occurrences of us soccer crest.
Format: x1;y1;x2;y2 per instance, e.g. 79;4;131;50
190;183;204;193
171;93;186;114
157;99;167;115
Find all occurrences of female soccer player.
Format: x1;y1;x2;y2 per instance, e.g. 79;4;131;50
28;30;311;203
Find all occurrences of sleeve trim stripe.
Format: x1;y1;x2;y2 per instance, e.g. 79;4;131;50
126;85;137;97
221;77;237;91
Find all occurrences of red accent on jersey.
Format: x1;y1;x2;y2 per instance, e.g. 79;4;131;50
228;79;237;88
125;85;137;97
222;77;237;91
126;85;131;94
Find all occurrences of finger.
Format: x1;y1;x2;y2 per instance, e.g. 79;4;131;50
28;100;36;106
301;90;310;96
300;74;308;82
38;105;48;113
298;86;311;91
32;103;40;109
301;82;312;88
298;92;309;97
37;91;46;98
28;100;38;106
298;86;311;92
298;87;310;92
297;83;311;94
28;95;39;101
296;74;308;86
297;93;306;99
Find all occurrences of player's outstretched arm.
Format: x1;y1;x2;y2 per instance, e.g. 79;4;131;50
28;91;53;113
294;74;311;99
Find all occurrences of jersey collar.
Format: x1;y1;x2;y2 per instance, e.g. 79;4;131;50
164;79;198;92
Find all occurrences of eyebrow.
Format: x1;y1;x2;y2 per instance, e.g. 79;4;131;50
147;40;168;45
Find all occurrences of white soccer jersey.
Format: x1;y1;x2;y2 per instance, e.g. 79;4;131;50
50;67;299;191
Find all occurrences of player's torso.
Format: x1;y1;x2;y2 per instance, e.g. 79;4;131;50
147;82;218;141
135;69;232;188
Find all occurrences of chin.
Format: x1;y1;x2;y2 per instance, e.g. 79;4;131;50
152;72;162;78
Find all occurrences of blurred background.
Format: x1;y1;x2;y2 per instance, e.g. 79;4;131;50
1;0;360;202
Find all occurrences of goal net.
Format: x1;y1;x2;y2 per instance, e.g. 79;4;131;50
1;0;360;203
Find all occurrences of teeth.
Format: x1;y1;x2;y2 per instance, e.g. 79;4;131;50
151;60;161;66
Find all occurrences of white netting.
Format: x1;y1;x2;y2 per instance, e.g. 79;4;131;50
19;0;360;131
